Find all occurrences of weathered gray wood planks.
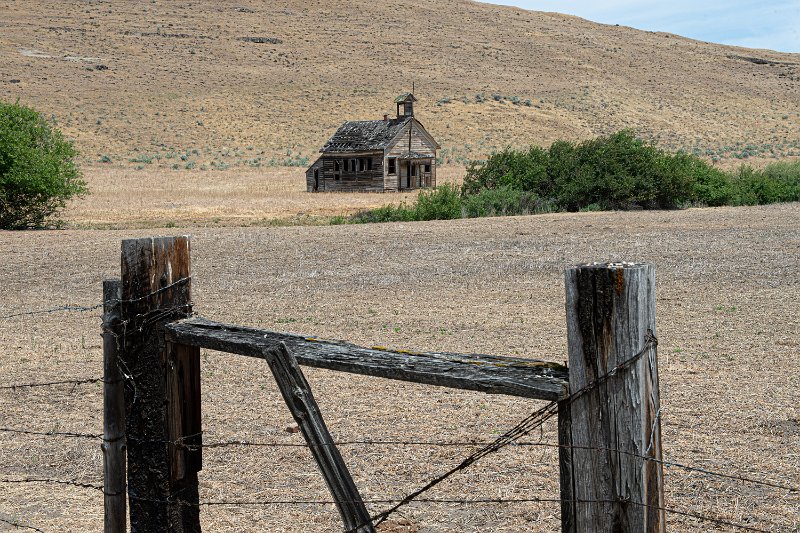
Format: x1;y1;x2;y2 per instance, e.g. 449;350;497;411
263;343;375;533
102;279;126;533
165;317;569;401
560;262;665;532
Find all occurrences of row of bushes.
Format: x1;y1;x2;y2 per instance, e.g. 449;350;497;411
346;131;800;224
461;130;800;210
347;184;555;223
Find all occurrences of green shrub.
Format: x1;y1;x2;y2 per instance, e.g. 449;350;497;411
348;133;800;226
0;100;87;229
414;184;462;220
462;186;552;217
760;160;800;201
462;146;549;195
729;163;800;205
349;203;415;224
688;157;733;206
349;185;463;223
464;130;722;212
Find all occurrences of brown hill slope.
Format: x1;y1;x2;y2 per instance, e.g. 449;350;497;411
1;0;798;169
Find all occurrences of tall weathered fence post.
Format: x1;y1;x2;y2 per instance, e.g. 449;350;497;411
103;279;126;533
559;262;665;532
119;236;201;532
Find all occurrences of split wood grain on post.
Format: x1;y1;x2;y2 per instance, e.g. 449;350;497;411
102;279;126;533
119;236;201;533
559;262;665;532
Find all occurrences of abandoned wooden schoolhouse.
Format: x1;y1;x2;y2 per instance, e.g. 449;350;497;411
306;93;440;192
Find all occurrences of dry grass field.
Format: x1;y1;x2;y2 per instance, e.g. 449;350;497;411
1;0;798;169
1;203;799;531
64;166;465;228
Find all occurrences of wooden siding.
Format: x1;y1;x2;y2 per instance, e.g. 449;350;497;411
384;125;437;158
383;121;437;192
308;117;438;193
311;152;384;192
306;158;324;192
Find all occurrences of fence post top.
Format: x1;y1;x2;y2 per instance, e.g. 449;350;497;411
567;261;652;271
121;235;192;247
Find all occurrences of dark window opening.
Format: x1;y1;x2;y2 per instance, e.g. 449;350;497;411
350;159;357;172
424;163;431;173
388;158;396;175
411;164;417;177
367;158;373;171
359;158;367;172
334;160;340;172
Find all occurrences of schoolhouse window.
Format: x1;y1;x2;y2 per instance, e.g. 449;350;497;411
334;160;340;172
411;164;417;177
359;158;367;172
367;158;373;171
424;163;431;173
387;158;396;174
350;159;357;172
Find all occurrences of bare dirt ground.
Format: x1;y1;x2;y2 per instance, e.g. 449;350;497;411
1;204;798;531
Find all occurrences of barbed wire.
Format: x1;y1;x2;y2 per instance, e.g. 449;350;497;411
0;377;103;390
347;335;658;531
0;477;779;532
0;477;103;491
0;275;192;321
197;497;773;533
91;484;786;532
0;303;104;320
0;515;46;533
0;283;795;531
4;421;795;496
179;437;800;494
0;427;102;440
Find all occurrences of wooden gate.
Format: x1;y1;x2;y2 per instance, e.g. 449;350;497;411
102;237;664;532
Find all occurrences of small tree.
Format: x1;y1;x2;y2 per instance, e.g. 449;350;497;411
0;100;87;229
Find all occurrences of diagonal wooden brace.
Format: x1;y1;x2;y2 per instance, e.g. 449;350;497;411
262;342;375;533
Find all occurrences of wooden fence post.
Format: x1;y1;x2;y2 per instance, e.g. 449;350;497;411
103;279;126;533
120;236;201;533
559;262;665;532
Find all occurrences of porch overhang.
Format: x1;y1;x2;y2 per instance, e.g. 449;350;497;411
395;151;433;160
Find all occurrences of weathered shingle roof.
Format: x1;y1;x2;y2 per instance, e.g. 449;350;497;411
394;93;417;103
321;117;410;153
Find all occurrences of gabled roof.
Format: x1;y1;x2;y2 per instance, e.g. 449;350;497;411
394;93;417;103
320;117;411;153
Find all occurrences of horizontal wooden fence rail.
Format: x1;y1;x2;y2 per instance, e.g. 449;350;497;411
164;317;570;402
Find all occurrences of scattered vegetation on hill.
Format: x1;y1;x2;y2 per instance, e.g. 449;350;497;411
0;100;87;229
347;131;800;224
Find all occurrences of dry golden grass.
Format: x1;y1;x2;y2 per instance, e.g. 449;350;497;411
1;0;798;169
65;166;465;228
1;204;798;531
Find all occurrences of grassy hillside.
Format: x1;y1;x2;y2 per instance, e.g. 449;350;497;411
1;0;798;171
